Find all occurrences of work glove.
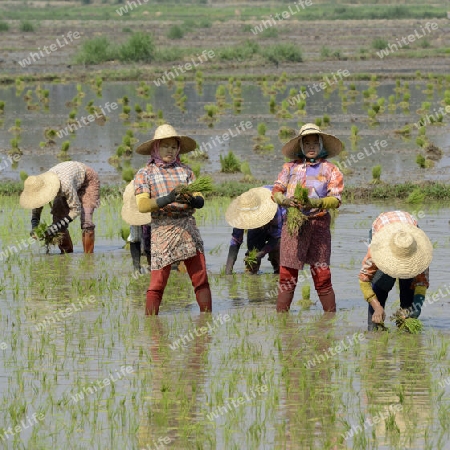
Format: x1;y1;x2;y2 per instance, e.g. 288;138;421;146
45;216;72;237
273;192;296;208
188;195;204;209
156;185;184;208
308;197;339;209
225;245;240;275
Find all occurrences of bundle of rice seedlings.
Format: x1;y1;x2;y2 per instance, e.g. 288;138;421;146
178;176;214;194
286;185;310;236
33;222;65;253
244;248;259;272
391;310;423;334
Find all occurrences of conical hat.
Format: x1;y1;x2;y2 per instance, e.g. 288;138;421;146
225;187;278;230
281;123;343;159
136;124;197;155
121;181;152;226
19;171;60;209
370;223;433;279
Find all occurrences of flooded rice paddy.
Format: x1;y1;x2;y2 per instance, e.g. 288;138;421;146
1;196;450;449
0;79;449;185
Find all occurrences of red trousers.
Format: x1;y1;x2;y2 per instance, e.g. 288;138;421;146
146;251;212;315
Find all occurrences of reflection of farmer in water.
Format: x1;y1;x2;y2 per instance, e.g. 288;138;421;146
224;186;285;275
272;124;344;313
359;211;433;331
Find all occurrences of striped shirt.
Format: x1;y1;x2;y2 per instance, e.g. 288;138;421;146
359;211;429;287
49;161;86;219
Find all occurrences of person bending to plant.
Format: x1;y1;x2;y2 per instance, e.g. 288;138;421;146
359;211;432;331
20;161;100;253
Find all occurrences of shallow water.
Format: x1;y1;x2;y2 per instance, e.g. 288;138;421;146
1;80;449;186
1;198;450;449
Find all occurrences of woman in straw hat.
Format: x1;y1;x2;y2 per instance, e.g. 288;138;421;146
224;185;285;275
359;211;432;331
134;124;212;315
272;123;344;313
121;180;152;274
20;161;100;253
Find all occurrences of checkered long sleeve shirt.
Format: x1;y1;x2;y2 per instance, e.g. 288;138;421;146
49;161;86;219
359;211;429;287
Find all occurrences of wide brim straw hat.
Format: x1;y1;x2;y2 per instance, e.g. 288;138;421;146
225;187;278;230
121;181;152;226
281;123;343;159
370;222;433;279
19;171;60;209
135;124;197;155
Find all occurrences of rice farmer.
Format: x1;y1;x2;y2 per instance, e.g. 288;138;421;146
272;123;344;313
121;181;152;273
20;161;100;254
134;124;212;315
359;211;432;331
224;186;285;275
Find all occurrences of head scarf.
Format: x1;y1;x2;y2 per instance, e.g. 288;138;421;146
149;139;181;166
298;135;328;160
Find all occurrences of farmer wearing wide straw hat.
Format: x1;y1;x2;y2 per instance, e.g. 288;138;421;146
272;123;344;313
122;180;152;274
134;124;212;315
224;186;285;275
20;161;100;253
359;211;432;331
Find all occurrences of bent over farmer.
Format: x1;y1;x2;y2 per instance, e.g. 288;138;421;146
272;123;344;313
20;161;100;253
134;124;212;315
224;186;285;275
359;211;433;331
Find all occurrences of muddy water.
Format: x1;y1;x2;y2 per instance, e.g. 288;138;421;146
1;80;449;186
1;197;450;449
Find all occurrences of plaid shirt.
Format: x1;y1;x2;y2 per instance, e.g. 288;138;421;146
273;159;344;217
134;161;195;218
359;211;429;287
49;161;86;219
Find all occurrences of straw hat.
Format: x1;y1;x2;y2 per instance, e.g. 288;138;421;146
370;223;433;279
19;171;60;209
121;181;152;226
225;187;278;230
281;123;343;159
135;124;197;155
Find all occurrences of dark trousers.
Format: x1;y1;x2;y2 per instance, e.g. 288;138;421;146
367;271;414;330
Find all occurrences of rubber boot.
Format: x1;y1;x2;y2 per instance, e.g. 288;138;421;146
130;241;142;272
276;290;295;312
318;289;336;313
145;291;162;315
196;287;212;312
58;230;74;254
82;229;95;254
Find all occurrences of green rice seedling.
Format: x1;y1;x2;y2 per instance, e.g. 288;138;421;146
287;185;309;236
269;96;276;114
121;166;135;182
19;171;28;182
278;126;296;141
257;123;266;136
323;114;330;125
395;316;423;334
406;188;425;204
370;165;382;184
416;153;426;168
33;222;65;252
220;151;241;173
416;137;426;148
314;117;322;127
